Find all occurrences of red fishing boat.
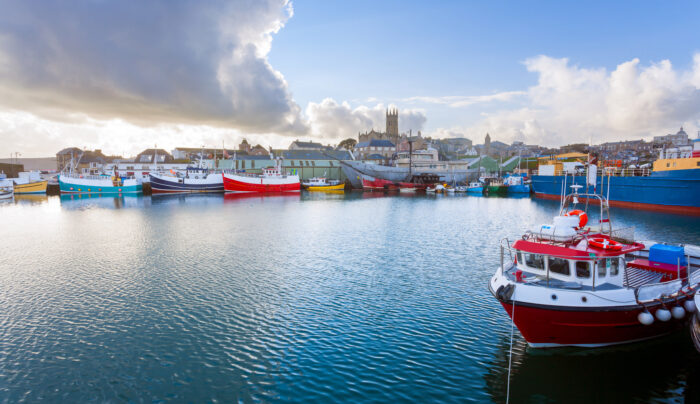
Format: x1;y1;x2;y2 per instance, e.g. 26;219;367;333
223;161;300;193
490;184;699;347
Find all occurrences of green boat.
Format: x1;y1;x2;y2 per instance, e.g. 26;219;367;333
485;178;507;195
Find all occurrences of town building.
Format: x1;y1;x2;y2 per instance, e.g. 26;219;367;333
55;148;121;173
289;140;327;151
353;139;396;160
134;149;175;164
171;147;235;161
653;127;690;146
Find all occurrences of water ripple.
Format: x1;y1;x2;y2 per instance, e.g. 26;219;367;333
0;194;698;402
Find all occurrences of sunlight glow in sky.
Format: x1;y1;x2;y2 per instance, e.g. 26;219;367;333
0;0;699;157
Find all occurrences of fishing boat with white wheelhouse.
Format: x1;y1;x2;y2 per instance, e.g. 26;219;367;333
490;183;699;348
150;167;224;194
59;173;142;195
223;159;300;193
467;181;484;194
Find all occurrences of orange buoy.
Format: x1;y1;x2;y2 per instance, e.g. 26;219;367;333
588;237;623;251
566;209;588;228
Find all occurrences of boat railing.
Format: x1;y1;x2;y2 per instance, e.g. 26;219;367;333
61;174;138;180
223;170;297;179
609;226;635;244
632;249;699;302
531;167;652;177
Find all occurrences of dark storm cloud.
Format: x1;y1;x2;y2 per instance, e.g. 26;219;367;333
0;0;307;133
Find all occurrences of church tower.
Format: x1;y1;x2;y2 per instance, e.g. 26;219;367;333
386;108;399;144
484;133;491;156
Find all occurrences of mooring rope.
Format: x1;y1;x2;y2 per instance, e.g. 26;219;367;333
506;300;515;404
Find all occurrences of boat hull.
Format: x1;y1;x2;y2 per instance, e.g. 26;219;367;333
486;185;507;195
500;301;687;347
507;184;531;194
150;173;224;194
305;183;345;192
340;160;478;189
361;175;398;191
531;169;700;215
58;176;142;194
223;173;300;193
13;180;48;194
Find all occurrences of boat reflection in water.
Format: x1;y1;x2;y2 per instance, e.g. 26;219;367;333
484;333;700;403
150;193;226;207
59;194;146;210
11;194;49;205
223;192;300;203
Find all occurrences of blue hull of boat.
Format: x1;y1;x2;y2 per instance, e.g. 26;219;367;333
531;169;700;214
507;184;531;194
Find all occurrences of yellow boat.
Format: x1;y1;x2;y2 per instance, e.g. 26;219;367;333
302;177;345;192
13;180;48;194
306;183;345;192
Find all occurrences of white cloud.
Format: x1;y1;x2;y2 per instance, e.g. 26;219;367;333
0;110;298;157
0;0;307;134
305;98;426;140
457;54;700;146
404;91;526;108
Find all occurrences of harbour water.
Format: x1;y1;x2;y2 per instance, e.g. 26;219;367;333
1;193;699;402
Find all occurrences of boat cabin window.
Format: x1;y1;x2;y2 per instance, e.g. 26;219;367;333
517;252;523;265
523;253;545;270
575;261;591;278
597;258;620;276
548;257;571;276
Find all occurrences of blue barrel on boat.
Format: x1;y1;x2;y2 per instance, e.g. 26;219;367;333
649;244;687;266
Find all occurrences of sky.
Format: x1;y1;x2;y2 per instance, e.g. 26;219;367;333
0;0;699;157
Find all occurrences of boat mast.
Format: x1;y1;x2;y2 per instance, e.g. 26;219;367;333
408;136;413;181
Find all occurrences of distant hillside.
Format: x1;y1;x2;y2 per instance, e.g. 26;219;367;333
0;157;57;170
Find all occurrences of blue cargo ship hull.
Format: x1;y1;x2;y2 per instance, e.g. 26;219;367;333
531;169;700;215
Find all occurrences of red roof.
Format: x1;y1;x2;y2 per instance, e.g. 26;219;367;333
512;237;644;259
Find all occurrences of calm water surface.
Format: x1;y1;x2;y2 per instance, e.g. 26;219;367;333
1;193;699;403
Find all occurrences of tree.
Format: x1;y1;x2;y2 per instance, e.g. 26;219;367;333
337;138;357;150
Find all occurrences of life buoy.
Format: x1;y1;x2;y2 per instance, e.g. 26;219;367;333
566;209;588;228
589;237;622;251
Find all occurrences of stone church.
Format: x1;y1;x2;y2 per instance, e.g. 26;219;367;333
357;108;400;146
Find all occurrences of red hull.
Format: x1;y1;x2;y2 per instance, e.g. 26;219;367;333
362;177;398;191
534;192;700;216
223;175;300;193
502;302;688;347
